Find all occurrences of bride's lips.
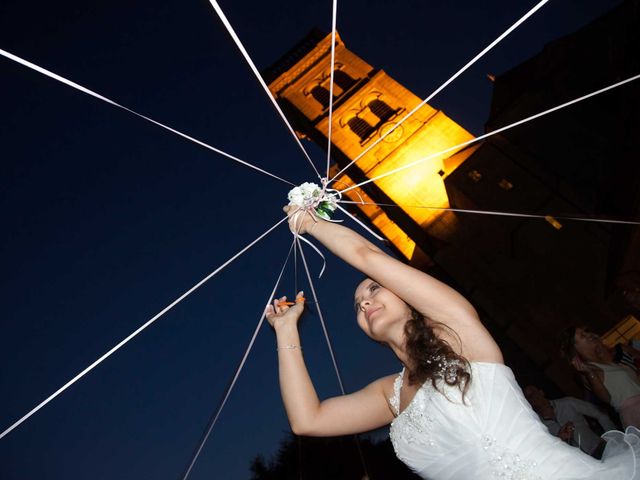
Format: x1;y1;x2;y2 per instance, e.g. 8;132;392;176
365;307;382;321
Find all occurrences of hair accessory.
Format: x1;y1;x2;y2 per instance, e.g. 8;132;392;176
426;354;462;383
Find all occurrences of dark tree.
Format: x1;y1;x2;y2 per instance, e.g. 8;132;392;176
250;433;421;479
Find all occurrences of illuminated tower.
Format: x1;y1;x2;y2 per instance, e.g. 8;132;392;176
265;15;640;397
264;30;479;264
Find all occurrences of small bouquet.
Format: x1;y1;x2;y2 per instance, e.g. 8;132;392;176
287;182;338;221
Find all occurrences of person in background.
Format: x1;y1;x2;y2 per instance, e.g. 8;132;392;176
523;384;617;458
560;326;640;428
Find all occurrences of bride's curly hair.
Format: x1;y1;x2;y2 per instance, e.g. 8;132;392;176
404;306;471;397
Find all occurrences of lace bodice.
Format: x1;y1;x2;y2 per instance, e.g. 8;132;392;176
388;362;639;480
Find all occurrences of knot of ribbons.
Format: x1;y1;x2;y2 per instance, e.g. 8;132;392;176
287;179;341;221
287;179;342;277
286;179;384;277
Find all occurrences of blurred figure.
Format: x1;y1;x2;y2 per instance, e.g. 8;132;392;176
523;385;616;458
560;327;640;428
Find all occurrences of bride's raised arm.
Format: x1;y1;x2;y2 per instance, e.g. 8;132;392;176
267;207;502;437
266;292;395;436
288;206;502;364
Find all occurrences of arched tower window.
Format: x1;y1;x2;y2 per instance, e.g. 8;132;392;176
333;70;356;91
310;85;331;109
368;99;396;122
347;117;375;142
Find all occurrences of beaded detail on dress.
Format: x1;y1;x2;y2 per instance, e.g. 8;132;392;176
481;435;542;480
389;368;437;465
389;368;404;416
388;362;639;480
397;391;436;445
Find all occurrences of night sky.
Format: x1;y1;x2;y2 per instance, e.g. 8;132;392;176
0;0;625;478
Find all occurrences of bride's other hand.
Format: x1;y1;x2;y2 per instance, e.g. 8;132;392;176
283;205;320;235
266;291;305;330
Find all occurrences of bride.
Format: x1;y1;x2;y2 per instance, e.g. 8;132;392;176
266;205;639;479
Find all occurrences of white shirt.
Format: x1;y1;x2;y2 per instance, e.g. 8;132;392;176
541;397;617;455
591;362;640;410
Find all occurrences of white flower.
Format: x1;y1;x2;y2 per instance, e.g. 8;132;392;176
287;182;322;207
287;182;339;220
287;186;305;206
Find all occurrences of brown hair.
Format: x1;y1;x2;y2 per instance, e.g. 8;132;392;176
404;306;471;398
558;326;578;360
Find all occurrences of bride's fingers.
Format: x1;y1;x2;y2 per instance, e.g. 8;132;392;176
265;304;275;323
272;296;290;314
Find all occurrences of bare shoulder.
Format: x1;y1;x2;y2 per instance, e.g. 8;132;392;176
369;373;401;404
430;316;504;364
379;372;400;390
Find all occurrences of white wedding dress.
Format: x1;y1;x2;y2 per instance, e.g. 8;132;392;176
389;362;640;479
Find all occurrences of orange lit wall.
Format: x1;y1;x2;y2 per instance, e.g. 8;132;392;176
268;32;477;259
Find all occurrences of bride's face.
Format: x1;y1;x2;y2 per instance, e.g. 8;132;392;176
353;279;411;342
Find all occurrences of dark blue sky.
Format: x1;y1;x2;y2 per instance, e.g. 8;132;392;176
0;0;623;478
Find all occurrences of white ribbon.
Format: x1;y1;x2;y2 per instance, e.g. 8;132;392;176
336;204;384;241
289;208;328;278
180;238;296;480
0;47;294;186
328;0;550;183
0;216;288;441
337;73;640;194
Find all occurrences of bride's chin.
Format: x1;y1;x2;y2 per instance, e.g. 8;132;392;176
359;324;380;341
365;324;389;343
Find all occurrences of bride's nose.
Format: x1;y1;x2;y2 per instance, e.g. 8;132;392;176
360;299;371;311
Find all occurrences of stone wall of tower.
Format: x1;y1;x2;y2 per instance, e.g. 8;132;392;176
266;32;478;263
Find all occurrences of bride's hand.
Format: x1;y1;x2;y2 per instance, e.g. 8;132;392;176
266;291;305;330
283;205;320;235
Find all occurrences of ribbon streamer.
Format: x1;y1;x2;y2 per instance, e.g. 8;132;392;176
325;0;339;179
0;48;294;187
336;204;384;240
295;236;371;477
0;216;288;441
337;73;640;194
180;238;296;480
207;0;322;180
295;237;346;394
329;0;550;183
289;208;328;278
339;200;640;226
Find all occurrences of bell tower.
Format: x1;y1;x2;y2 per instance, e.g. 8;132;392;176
265;30;478;263
265;4;640;398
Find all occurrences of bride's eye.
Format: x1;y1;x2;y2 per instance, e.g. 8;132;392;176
369;283;380;293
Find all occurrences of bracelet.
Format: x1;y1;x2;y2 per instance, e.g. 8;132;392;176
277;344;302;351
